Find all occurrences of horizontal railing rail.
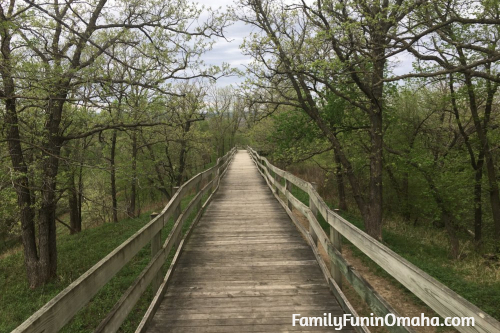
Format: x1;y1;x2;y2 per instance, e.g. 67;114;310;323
247;146;500;333
13;148;237;333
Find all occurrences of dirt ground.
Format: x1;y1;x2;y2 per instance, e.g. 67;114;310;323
292;207;456;333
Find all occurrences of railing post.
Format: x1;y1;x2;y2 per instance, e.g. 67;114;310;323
285;179;293;211
173;186;181;249
213;159;221;191
196;179;202;212
330;211;342;289
208;167;214;194
173;186;181;219
309;182;318;246
274;173;280;195
150;212;161;294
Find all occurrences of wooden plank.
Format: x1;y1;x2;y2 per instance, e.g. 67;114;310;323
330;225;343;289
285;191;309;216
157;309;345;320
160;295;341;308
309;182;319;246
159;304;342;313
150;229;162;293
306;210;330;255
308;185;330;223
286;179;293;211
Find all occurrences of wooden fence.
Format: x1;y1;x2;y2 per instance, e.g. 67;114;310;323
13;148;236;333
248;147;500;333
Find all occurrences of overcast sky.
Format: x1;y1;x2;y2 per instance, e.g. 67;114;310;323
192;0;249;87
195;0;415;88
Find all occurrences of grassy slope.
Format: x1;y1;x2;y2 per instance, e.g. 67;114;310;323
289;184;500;321
0;194;197;333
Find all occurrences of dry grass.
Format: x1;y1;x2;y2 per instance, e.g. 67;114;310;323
383;218;500;285
0;244;22;261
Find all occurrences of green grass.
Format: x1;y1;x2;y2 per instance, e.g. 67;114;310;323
0;192;203;333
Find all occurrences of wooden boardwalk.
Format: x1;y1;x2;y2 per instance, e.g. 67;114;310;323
16;148;500;333
145;150;353;332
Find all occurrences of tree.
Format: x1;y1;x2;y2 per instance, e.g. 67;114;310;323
207;85;244;157
407;0;500;244
1;0;228;288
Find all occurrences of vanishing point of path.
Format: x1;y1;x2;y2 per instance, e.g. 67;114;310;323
145;150;354;332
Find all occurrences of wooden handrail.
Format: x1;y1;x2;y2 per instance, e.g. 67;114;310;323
13;148;237;333
134;151;234;333
247;146;500;333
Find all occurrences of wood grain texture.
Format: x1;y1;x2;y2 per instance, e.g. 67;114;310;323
144;150;353;333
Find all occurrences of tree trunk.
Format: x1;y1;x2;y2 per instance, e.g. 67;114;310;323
68;172;82;234
443;211;460;259
37;98;66;284
484;153;500;241
4;87;41;288
1;27;39;287
128;131;137;218
141;134;171;200
401;171;410;222
78;162;84;228
176;121;192;186
459;58;500;242
365;47;385;241
334;149;347;211
110;130;118;222
449;73;485;248
474;160;484;247
1;27;68;287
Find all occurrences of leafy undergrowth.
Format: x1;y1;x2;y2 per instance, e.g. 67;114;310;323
286;178;500;322
0;193;199;333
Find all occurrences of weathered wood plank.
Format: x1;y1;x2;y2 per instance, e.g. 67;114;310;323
160;294;342;308
157;309;345;320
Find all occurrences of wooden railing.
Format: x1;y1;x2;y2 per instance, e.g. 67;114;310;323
13;148;237;333
248;147;500;333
